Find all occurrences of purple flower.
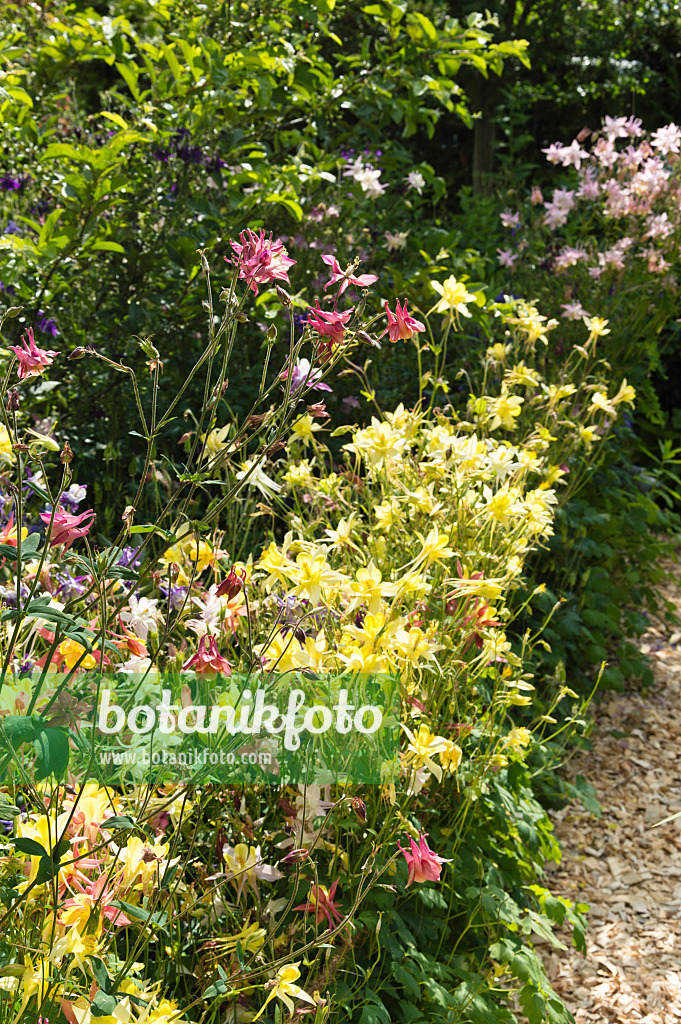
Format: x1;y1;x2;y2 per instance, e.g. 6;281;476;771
0;176;23;191
282;357;332;395
117;545;142;568
35;312;59;338
55;572;89;600
60;483;87;513
160;583;188;611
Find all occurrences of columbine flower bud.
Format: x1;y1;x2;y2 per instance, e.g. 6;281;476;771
266;324;278;342
351;797;367;822
68;347;88;361
60;441;73;465
276;285;291;306
281;848;309;865
196;248;210;274
138;337;160;360
6;389;19;411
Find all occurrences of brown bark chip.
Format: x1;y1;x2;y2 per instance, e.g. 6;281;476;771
538;558;681;1023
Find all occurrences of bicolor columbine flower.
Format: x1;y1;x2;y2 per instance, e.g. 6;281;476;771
321;254;378;295
281;357;332;394
295;880;344;930
182;634;231;677
228;228;296;295
397;832;452;886
40;506;95;550
9;327;59;379
381;300;425;342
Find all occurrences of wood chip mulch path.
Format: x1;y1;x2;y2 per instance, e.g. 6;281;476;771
538;558;681;1023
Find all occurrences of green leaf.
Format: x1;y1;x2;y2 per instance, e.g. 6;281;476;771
88;955;112;993
100;111;129;130
101;815;137;831
91;990;118;1017
109;899;168;930
32;723;70;781
1;715;36;748
13;837;47;857
90;240;126;253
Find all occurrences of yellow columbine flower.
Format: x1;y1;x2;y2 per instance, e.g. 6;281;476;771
579;425;598;446
218;921;267;955
611;378;636;406
488;388;524;430
0;424;14;465
430;275;476;323
440;739;463;772
290;413;322;446
414;525;455;568
590;390;616;415
288;548;348;605
350;561;384;615
58;638;97;671
401;723;448;782
253;963;316;1021
583;315;610;338
201;424;231;459
505;726;532;752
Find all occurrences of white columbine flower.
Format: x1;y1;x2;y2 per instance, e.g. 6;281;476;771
120;595;159;641
404;170;425;194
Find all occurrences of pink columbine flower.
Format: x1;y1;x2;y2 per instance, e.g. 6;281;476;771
397;832;452;887
228;228;296;295
321;254;378;295
183;634;232;677
496;248;517;269
9;327;59;379
381;300;425;342
307;302;354;355
40;506;95;551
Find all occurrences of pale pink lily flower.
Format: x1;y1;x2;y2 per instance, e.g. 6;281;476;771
397;832;452;886
381;299;425;341
228;228;296;295
40;506;95;551
321;254;378;295
183;634;232;677
9;327;59;379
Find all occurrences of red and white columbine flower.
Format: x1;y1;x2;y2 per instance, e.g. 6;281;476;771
228;228;295;295
321;254;378;296
9;327;59;379
381;299;425;342
40;506;95;551
397;832;452;887
182;634;232;677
